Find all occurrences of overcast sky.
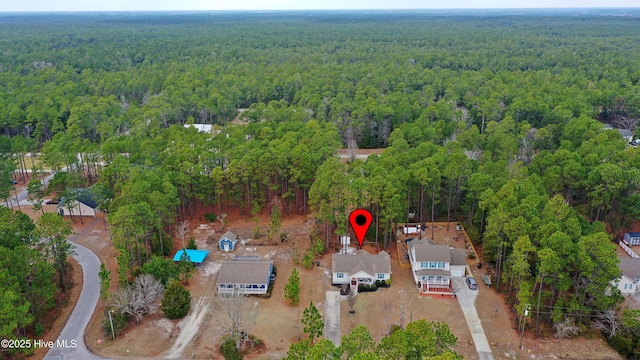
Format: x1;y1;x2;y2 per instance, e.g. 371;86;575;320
0;0;638;12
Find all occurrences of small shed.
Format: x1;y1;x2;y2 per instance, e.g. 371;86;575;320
219;231;238;252
173;249;210;264
624;232;640;246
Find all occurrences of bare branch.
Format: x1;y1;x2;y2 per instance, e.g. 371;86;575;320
210;291;257;350
593;309;623;338
554;317;582;339
112;274;163;323
176;221;189;249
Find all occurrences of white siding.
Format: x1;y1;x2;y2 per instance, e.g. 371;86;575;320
61;202;96;218
614;276;639;295
217;283;268;295
332;272;349;284
450;265;466;277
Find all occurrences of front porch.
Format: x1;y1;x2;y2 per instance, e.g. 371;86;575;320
419;282;455;298
349;275;375;293
420;283;454;293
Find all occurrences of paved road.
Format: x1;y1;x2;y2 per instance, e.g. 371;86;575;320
44;226;106;360
4;170;57;208
324;291;342;347
452;277;495;360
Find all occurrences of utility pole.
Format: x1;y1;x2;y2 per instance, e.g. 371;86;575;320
519;304;529;350
108;310;115;339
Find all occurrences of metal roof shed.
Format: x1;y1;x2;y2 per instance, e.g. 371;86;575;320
173;249;210;264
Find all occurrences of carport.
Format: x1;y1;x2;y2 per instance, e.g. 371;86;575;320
173;249;210;264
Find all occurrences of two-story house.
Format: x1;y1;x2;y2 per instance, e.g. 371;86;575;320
407;239;467;293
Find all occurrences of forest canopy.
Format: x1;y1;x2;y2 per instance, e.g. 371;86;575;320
2;9;640;346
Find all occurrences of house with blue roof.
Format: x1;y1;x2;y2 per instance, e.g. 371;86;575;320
624;232;640;246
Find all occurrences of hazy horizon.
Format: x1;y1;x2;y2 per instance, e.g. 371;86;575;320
1;0;638;13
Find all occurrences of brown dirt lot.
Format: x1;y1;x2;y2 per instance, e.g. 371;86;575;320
11;199;624;360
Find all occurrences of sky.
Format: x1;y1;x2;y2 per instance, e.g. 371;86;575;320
0;0;638;12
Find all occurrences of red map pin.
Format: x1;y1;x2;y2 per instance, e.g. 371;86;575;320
349;209;373;248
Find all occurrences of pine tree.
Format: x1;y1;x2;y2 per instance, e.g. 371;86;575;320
284;268;300;306
302;301;324;343
178;251;194;284
268;204;282;241
161;280;191;319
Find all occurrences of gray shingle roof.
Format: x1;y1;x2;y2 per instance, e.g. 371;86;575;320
618;129;633;138
412;244;452;263
415;269;450;276
619;258;640;280
406;238;435;246
220;231;237;241
216;260;272;284
450;249;467;266
332;252;391;276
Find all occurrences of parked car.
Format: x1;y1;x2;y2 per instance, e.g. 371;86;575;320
45;198;61;205
466;277;478;290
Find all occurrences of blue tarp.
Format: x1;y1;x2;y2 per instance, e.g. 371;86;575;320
173;249;210;264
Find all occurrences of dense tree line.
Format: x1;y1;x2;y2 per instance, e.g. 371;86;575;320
0;208;73;357
286;321;460;359
1;12;640;147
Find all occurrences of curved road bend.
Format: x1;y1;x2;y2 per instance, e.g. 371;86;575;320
44;236;106;360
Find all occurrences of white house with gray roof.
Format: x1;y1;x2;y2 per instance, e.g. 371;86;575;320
216;260;273;295
407;239;467;293
332;250;391;292
614;258;640;295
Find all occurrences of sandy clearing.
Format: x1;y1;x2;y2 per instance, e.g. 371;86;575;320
164;297;210;359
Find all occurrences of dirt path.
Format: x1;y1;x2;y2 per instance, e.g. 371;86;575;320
164;296;210;359
163;247;218;359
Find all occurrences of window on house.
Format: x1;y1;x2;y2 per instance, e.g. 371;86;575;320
625;283;632;290
377;273;385;279
429;262;436;268
337;273;344;279
437;262;445;268
420;262;428;268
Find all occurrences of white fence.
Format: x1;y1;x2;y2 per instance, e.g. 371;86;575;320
620;240;640;259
